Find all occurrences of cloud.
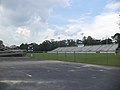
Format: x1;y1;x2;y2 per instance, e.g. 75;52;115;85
0;0;70;45
83;12;119;39
105;1;120;10
53;22;82;37
53;0;119;40
0;0;70;26
0;0;119;46
16;27;30;39
52;5;119;40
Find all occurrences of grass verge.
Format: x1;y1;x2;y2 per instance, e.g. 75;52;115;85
27;53;120;66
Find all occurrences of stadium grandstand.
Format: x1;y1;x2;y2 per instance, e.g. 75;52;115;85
50;44;118;53
0;40;26;57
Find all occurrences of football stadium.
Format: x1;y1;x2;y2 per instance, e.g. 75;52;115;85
0;0;120;90
28;44;120;66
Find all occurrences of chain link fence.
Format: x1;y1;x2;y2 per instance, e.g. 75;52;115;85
28;52;120;66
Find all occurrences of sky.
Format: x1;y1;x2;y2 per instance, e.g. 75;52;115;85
0;0;120;46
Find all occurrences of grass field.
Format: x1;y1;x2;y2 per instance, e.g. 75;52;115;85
28;53;120;66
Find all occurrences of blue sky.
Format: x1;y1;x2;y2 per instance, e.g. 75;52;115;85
0;0;120;45
49;0;108;25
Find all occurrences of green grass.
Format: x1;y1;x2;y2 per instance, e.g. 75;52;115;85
27;53;120;66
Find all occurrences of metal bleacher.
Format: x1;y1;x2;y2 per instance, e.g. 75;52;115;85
108;44;119;52
50;44;118;53
96;44;113;52
88;45;101;52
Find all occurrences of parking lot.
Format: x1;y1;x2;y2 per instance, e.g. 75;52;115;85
0;57;120;90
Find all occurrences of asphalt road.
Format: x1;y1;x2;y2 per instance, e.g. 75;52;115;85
0;57;120;90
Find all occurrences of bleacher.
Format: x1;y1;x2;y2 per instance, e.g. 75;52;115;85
88;45;101;52
108;44;119;52
50;44;118;53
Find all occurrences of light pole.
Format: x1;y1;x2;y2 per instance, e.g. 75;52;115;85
58;37;60;47
79;33;84;47
106;36;108;45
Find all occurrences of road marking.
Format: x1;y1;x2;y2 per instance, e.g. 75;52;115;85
0;80;57;84
99;70;104;72
75;66;81;69
68;70;75;72
92;76;97;79
26;74;32;78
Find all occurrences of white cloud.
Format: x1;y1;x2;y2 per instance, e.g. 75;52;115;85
0;5;3;12
52;12;119;40
16;27;30;39
0;0;119;46
0;0;70;45
106;1;120;10
50;1;120;41
83;12;119;39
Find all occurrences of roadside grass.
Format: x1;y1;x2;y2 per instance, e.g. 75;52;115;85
27;53;120;66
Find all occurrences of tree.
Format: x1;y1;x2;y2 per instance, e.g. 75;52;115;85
82;36;101;45
112;33;120;48
41;40;51;52
29;43;40;51
59;40;67;47
101;38;113;44
82;36;87;45
20;43;28;50
67;39;76;46
0;40;5;48
50;41;58;50
87;36;94;45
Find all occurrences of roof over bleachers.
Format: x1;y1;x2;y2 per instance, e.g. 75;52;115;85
50;44;118;53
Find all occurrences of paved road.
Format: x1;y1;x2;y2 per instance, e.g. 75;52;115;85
0;57;120;90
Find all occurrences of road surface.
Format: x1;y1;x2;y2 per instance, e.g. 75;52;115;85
0;57;120;90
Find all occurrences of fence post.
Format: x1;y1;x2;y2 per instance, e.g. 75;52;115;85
106;51;108;65
65;51;67;61
30;53;33;57
74;51;76;62
57;51;58;60
86;51;87;63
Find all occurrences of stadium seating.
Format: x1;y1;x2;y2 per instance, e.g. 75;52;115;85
50;44;118;53
108;44;119;52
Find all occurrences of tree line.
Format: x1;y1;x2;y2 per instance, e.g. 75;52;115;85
19;33;120;52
